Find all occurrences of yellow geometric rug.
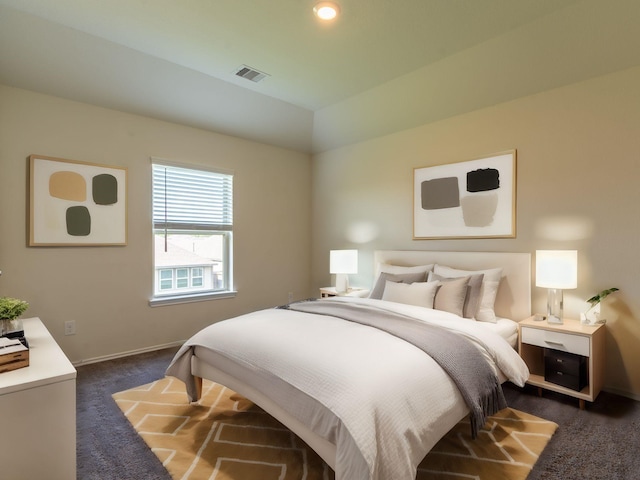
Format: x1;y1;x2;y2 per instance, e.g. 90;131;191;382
113;377;557;480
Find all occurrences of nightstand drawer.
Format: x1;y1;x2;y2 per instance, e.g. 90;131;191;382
544;349;587;391
544;349;586;375
544;369;587;391
521;327;590;356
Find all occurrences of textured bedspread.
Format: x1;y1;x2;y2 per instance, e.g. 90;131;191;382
167;297;528;480
287;299;506;438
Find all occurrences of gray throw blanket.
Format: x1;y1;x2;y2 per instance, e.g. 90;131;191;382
288;299;507;438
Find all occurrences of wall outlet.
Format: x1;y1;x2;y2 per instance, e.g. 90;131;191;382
64;320;76;336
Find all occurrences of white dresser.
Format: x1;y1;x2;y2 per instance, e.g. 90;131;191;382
0;317;77;479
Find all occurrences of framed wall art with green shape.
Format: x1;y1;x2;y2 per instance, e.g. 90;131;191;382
29;155;127;246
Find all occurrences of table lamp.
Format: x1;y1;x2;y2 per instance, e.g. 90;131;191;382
330;250;358;294
535;250;578;324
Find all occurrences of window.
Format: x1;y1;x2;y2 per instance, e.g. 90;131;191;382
191;268;203;287
151;161;234;304
159;269;174;291
176;268;189;288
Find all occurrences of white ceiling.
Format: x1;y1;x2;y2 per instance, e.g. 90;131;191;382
1;0;640;153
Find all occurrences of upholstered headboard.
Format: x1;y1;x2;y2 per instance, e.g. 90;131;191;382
373;250;531;321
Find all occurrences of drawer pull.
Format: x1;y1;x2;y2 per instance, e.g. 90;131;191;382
545;340;564;346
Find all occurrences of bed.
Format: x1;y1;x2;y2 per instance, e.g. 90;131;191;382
166;250;531;480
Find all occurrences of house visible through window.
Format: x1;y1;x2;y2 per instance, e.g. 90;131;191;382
151;161;233;303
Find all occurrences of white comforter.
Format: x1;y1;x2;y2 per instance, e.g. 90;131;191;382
167;297;529;480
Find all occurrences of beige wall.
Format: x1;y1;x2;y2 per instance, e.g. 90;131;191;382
0;85;312;364
311;66;640;400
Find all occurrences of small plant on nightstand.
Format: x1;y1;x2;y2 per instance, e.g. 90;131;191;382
0;297;29;337
581;287;618;325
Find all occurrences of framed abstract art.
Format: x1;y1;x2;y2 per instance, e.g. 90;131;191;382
413;150;516;239
29;155;127;246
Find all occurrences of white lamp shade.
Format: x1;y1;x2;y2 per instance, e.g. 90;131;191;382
330;250;358;274
536;250;578;289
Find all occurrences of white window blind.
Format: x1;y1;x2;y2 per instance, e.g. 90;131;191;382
152;163;233;231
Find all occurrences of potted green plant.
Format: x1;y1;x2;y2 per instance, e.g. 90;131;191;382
0;297;29;337
581;287;618;325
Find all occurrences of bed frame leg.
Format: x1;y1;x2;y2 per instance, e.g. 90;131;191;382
194;376;203;401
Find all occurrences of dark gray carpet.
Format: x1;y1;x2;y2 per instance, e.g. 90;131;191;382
502;383;640;480
77;347;177;480
77;347;640;479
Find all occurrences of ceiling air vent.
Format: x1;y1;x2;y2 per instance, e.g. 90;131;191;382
234;65;269;83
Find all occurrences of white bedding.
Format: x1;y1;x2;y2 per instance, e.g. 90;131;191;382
167;296;528;480
480;317;520;348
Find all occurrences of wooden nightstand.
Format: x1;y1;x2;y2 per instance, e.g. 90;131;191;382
518;316;605;409
320;287;369;298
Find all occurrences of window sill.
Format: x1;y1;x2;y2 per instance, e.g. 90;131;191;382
149;290;237;307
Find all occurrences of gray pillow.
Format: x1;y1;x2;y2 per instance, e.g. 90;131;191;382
369;271;428;299
433;265;502;322
432;275;470;317
429;272;485;319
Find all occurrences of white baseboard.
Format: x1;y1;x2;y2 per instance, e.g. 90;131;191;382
72;340;185;367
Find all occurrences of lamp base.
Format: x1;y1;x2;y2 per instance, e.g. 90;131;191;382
547;288;564;325
547;315;563;324
335;274;349;294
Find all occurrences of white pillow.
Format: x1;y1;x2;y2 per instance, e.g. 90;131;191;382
378;263;434;275
475;281;500;323
433;265;503;323
369;263;434;300
381;280;438;308
369;271;429;300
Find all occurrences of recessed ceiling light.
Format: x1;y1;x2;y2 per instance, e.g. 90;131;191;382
313;2;340;21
